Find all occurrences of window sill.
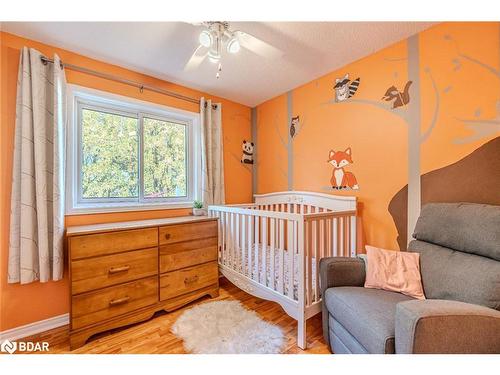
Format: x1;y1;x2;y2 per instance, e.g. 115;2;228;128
66;201;194;215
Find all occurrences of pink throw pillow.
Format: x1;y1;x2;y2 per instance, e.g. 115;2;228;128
364;245;426;300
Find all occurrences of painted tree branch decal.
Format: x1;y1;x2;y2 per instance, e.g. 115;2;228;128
453;101;500;144
420;68;441;143
323;35;440;242
272;114;290;181
226;113;254;174
273;106;310;189
444;34;500;144
224;135;253;174
325;67;441;146
444;34;500;78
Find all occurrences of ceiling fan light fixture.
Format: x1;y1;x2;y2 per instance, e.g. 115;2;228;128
199;30;212;48
227;36;240;54
208;50;221;63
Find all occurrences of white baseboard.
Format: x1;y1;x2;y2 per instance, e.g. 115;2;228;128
0;314;69;341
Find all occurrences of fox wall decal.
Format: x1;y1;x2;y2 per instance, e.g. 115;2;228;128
327;148;359;190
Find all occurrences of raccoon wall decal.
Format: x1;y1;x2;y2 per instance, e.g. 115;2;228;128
334;74;361;102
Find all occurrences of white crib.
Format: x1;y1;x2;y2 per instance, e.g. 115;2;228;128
208;191;359;349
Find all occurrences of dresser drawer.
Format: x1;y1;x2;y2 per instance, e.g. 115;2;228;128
159;262;218;301
71;276;158;330
160;237;217;273
70;228;158;260
159;220;217;245
71;247;158;295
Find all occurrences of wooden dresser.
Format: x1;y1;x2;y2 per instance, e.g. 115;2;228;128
66;216;219;350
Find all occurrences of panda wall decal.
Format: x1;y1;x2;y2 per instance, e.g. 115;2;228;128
241;140;254;164
334;73;361;102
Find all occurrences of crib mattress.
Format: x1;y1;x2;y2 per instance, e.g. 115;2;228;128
221;244;317;301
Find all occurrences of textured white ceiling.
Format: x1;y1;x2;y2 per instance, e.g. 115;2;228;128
1;22;436;107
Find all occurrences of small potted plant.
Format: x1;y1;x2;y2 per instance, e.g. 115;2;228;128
192;200;206;216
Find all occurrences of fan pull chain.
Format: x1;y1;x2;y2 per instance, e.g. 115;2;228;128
216;62;222;79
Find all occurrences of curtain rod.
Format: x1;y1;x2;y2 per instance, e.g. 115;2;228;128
40;56;201;105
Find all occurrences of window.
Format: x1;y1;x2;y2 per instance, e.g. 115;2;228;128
67;86;200;213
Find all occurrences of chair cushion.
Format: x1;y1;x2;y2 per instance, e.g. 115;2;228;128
329;315;368;354
324;286;414;353
409;240;500;310
413;203;500;261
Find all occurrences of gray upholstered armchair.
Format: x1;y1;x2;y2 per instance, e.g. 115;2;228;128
320;202;500;354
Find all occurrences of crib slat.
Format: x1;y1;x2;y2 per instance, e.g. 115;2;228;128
229;213;234;269
287;219;294;299
254;215;260;282
226;212;230;266
225;212;229;267
322;217;327;258
350;215;357;257
341;217;345;257
219;212;226;264
278;219;285;294
325;218;331;258
344;216;351;257
228;212;232;264
236;213;240;271
333;217;338;256
248;214;253;277
241;215;246;276
315;219;322;303
340;216;345;257
307;220;313;306
270;218;276;290
261;216;267;286
214;211;220;261
226;211;230;265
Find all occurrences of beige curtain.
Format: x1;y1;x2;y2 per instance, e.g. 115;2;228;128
200;98;225;206
8;47;67;284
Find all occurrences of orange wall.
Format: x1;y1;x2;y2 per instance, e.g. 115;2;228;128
0;31;252;331
256;22;499;251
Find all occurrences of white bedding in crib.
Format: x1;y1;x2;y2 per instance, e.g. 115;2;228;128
221;244;317;301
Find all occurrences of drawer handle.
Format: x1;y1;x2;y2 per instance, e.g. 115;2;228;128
108;265;130;274
164;233;171;240
184;275;199;285
109;296;130;307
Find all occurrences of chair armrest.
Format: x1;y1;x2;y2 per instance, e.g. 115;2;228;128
395;299;500;353
319;257;366;348
319;257;366;293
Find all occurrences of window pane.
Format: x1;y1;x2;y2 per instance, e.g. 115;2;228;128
81;108;138;199
143;117;187;198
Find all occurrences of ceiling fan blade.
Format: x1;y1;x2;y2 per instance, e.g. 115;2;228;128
184;45;208;71
186;21;206;27
235;30;283;59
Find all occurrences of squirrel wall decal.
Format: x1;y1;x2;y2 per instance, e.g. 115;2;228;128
382;80;413;109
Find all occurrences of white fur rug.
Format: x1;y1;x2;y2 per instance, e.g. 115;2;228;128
171;300;285;354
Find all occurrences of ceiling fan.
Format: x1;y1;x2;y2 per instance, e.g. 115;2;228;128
184;21;283;78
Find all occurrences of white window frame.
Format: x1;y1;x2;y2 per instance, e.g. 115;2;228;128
66;85;201;214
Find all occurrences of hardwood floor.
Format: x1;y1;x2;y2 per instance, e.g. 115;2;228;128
21;278;331;354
